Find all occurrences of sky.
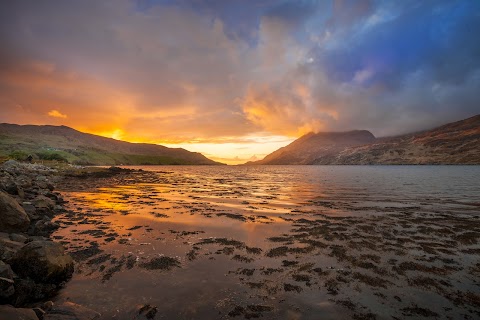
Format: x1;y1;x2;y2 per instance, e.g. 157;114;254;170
0;0;479;164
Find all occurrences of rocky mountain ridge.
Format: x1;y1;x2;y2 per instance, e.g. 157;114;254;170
249;114;480;165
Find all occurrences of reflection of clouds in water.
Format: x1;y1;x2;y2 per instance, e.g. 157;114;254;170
53;166;480;319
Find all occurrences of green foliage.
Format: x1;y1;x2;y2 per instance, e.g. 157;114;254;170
35;151;68;162
8;150;29;160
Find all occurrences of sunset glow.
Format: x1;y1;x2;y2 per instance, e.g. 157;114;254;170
1;1;479;163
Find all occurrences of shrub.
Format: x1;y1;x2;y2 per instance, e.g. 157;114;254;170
36;151;68;162
8;150;29;161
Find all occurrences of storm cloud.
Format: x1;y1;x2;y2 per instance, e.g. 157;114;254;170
0;0;479;161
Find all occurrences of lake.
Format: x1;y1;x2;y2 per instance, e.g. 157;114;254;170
53;165;480;319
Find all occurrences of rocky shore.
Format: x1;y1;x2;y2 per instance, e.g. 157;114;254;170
0;160;101;320
2;161;478;319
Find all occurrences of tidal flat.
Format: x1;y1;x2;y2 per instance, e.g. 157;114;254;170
52;166;480;319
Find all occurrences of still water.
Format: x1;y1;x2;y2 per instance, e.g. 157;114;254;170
53;166;480;319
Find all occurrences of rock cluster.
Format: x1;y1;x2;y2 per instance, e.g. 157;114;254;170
0;160;98;319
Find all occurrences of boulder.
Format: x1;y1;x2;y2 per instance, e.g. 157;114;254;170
22;203;40;220
0;304;39;320
34;196;55;210
0;234;26;262
10;278;57;306
5;181;20;195
0;191;30;232
1;160;21;175
44;302;100;320
16;176;33;189
11;241;74;284
32;220;60;237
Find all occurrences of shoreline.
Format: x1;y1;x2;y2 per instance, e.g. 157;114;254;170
0;161;135;319
1;162;479;319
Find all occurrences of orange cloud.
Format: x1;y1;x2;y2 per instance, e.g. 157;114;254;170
47;109;67;118
241;83;327;137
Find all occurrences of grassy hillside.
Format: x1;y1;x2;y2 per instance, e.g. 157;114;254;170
248;114;480;165
0;124;222;165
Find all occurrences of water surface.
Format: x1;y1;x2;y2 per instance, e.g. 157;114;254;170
53;166;480;319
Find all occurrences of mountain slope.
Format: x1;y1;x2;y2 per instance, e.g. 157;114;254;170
314;115;480;165
251;130;376;165
0;124;222;165
250;115;480;165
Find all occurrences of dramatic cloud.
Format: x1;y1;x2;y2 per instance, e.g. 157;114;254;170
47;110;67;119
0;0;479;162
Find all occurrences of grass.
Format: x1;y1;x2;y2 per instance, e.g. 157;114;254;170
0;129;220;165
0;144;200;166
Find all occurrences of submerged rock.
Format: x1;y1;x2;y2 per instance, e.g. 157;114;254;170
11;241;74;284
0;191;30;232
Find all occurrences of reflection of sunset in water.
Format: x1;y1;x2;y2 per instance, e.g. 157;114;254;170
53;166;480;319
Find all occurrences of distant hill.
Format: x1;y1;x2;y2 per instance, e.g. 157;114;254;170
0;124;222;165
248;115;480;165
251;130;376;165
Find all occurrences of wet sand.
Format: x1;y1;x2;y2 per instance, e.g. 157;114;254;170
52;166;480;319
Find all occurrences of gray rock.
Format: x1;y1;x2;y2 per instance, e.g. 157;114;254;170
22;203;39;220
9;278;57;306
17;187;26;199
0;191;30;232
32;220;60;236
44;302;100;320
0;305;39;320
10;233;28;243
36;181;49;190
1;160;21;175
12;241;74;284
36;176;48;182
0;276;15;298
1;159;19;167
27;236;48;242
5;181;20;195
34;196;55;210
0;235;25;262
16;175;33;189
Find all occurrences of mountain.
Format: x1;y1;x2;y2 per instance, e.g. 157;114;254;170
249;115;480;165
252;130;376;165
0;124;222;165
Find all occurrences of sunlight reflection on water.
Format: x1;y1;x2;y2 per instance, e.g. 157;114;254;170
53;165;480;319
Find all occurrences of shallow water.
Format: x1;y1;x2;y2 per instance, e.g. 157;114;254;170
53;166;480;319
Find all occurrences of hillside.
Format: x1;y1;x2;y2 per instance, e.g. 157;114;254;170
250;114;480;165
0;124;222;165
252;130;376;165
